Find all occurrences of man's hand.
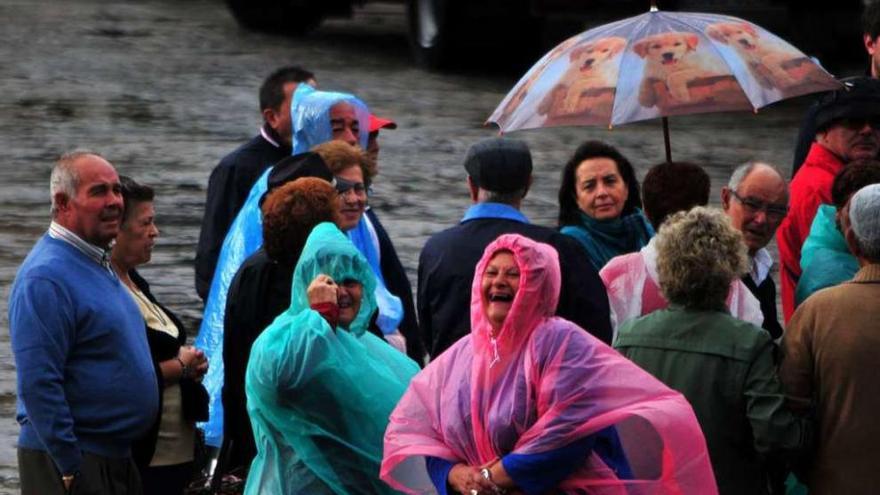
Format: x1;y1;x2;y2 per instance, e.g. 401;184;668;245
307;274;338;306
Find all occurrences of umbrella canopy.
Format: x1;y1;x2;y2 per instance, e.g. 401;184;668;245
488;7;841;133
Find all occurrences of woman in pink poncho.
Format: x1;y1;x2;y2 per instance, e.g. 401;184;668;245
381;234;717;495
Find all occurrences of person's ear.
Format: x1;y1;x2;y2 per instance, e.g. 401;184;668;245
865;33;878;56
845;225;863;257
263;106;282;130
467;176;479;203
53;192;71;213
720;187;732;211
522;175;533;198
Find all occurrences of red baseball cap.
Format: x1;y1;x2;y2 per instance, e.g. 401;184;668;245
369;114;397;133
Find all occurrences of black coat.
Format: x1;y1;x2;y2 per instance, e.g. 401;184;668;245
417;216;613;359
130;270;208;470
365;208;426;362
219;248;293;473
195;130;291;300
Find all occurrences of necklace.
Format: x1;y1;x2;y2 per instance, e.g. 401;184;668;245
128;286;170;327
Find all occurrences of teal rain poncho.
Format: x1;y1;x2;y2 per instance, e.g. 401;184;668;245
244;223;419;495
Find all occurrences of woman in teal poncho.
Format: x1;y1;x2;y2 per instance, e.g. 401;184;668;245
557;141;653;271
244;222;419;495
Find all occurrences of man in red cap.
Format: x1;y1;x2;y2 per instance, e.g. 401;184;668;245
368;114;397;163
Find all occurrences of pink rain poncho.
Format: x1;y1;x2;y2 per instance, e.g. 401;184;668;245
600;239;763;335
381;234;717;494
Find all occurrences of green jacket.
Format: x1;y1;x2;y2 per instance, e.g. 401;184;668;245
615;308;810;495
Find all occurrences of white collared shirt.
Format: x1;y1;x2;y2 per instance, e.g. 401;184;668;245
750;247;773;286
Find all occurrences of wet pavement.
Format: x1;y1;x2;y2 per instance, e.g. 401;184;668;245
0;0;831;492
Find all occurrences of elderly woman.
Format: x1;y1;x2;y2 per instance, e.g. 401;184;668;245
796;160;880;306
244;223;419;495
601;161;763;334
614;207;810;495
110;177;209;495
558;141;654;270
382;234;716;495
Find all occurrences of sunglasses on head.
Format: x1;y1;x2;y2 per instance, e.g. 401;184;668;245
334;176;366;195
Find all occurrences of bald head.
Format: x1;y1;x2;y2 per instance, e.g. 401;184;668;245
51;151;124;248
721;162;789;255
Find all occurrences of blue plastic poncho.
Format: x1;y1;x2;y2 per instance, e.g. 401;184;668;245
195;86;373;446
244;223;419;495
291;84;370;154
796;204;858;306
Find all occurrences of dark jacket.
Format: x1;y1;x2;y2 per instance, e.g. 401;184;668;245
365;208;426;362
742;275;784;340
418;211;613;358
130;270;208;470
616;309;810;495
220;248;293;472
195;128;291;300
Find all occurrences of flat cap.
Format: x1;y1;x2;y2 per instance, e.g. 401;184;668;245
815;77;880;131
463;137;532;193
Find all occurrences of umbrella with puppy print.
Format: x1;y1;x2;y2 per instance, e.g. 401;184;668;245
487;3;841;161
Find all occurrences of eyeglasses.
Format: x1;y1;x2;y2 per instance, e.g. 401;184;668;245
730;190;788;220
334;176;367;196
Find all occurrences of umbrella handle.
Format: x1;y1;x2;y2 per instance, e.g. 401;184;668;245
662;117;672;163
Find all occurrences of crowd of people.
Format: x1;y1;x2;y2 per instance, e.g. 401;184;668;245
9;5;880;495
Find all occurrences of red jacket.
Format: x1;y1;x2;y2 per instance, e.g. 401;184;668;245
777;143;843;322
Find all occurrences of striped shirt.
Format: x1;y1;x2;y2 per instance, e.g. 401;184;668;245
47;222;114;275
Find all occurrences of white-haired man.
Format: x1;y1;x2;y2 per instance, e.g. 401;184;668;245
10;151;157;494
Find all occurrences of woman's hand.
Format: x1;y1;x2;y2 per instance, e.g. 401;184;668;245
307;274;338;306
447;463;494;494
178;346;208;381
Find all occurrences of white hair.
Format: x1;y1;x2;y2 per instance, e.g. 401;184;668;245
727;161;784;191
849;183;880;261
49;150;100;216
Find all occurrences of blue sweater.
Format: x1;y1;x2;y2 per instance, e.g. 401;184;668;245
9;235;158;474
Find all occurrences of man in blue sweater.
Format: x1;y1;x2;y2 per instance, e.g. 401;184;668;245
9;151;158;494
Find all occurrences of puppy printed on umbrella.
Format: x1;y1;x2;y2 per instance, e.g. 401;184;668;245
706;21;825;91
537;36;626;122
497;36;583;121
633;31;728;108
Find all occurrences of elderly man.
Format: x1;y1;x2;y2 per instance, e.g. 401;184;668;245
721;162;788;339
781;183;880;494
195;65;315;300
602;161;763;335
10;151;158;494
777;77;880;321
418;137;612;358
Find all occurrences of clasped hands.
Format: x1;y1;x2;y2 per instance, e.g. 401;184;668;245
448;459;519;495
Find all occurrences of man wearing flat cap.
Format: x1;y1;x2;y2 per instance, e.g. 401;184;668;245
417;137;612;358
778;77;880;321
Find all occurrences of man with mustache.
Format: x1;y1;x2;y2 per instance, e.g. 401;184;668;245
778;77;880;322
9;151;159;494
722;162;788;340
